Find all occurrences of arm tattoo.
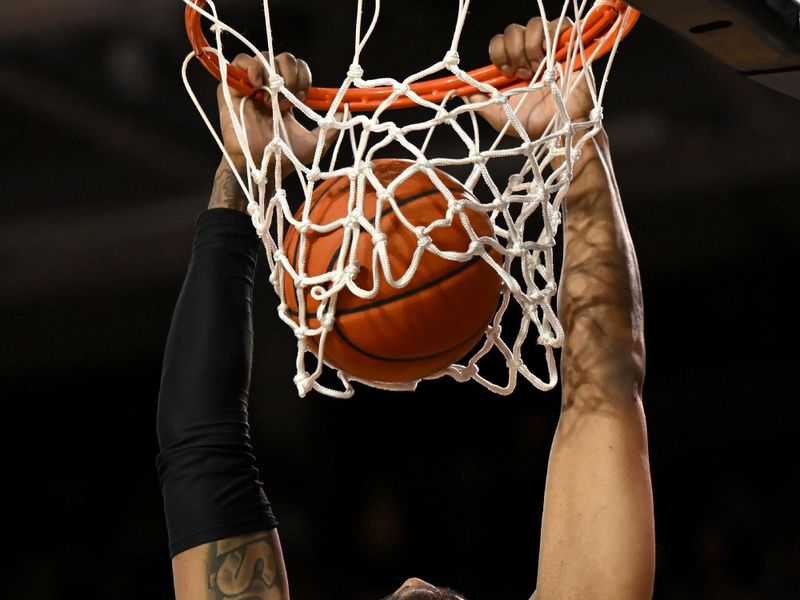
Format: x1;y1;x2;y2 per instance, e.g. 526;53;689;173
209;167;249;213
206;533;282;600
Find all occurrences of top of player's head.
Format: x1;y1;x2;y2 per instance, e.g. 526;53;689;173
382;578;466;600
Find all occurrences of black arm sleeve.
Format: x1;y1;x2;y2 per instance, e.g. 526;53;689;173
156;208;278;558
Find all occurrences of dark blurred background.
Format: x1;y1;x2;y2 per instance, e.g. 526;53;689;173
3;1;799;598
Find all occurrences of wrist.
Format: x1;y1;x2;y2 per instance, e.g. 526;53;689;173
209;162;249;213
562;129;610;208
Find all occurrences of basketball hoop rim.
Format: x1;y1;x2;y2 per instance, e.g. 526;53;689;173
184;0;639;111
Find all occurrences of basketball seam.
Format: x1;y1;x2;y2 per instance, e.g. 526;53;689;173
332;318;489;363
334;256;482;316
286;254;488;319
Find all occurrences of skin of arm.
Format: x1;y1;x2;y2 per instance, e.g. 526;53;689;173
172;530;290;600
170;51;336;600
533;132;654;600
474;18;655;600
208;163;250;213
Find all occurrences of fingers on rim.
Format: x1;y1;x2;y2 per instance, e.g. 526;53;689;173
231;53;262;88
524;18;547;70
296;58;311;101
489;33;510;73
274;52;310;111
275;52;298;90
503;24;529;74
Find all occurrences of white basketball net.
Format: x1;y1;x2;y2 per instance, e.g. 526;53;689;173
182;0;632;398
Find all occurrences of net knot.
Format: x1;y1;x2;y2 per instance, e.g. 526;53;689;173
395;82;411;95
344;263;361;278
492;91;508;105
542;69;557;85
589;107;604;121
294;325;309;339
356;161;373;176
251;169;267;186
570;148;582;162
320;313;335;329
417;235;431;248
307;167;322;182
372;232;387;246
443;50;460;67
347;63;364;79
523;140;537;155
297;222;311;234
537;333;555;346
293;370;312;392
247;203;260;219
470;151;487;165
294;275;308;288
268;74;284;91
347;210;362;228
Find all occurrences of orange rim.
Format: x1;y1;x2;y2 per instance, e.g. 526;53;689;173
185;0;639;111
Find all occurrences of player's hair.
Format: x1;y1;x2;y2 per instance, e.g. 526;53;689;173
381;587;465;600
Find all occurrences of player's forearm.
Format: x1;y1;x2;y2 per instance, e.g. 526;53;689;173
172;530;289;600
534;132;654;600
557;130;645;407
156;209;278;558
209;162;249;213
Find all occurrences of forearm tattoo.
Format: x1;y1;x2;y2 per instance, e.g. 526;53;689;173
206;533;283;600
209;167;249;213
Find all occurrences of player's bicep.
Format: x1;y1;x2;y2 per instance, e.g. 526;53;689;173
172;530;290;600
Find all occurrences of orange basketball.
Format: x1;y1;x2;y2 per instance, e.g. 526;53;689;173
282;159;502;383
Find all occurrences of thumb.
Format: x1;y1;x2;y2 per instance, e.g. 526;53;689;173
463;92;509;132
320;111;344;153
307;110;344;158
284;111;344;165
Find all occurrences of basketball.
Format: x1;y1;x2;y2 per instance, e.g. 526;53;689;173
282;159;502;382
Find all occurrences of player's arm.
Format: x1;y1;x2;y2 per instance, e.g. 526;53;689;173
535;133;654;600
156;52;330;600
474;19;654;600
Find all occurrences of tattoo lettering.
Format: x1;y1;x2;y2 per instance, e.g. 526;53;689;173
207;533;281;600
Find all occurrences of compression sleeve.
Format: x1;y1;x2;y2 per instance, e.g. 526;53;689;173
156;208;278;558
